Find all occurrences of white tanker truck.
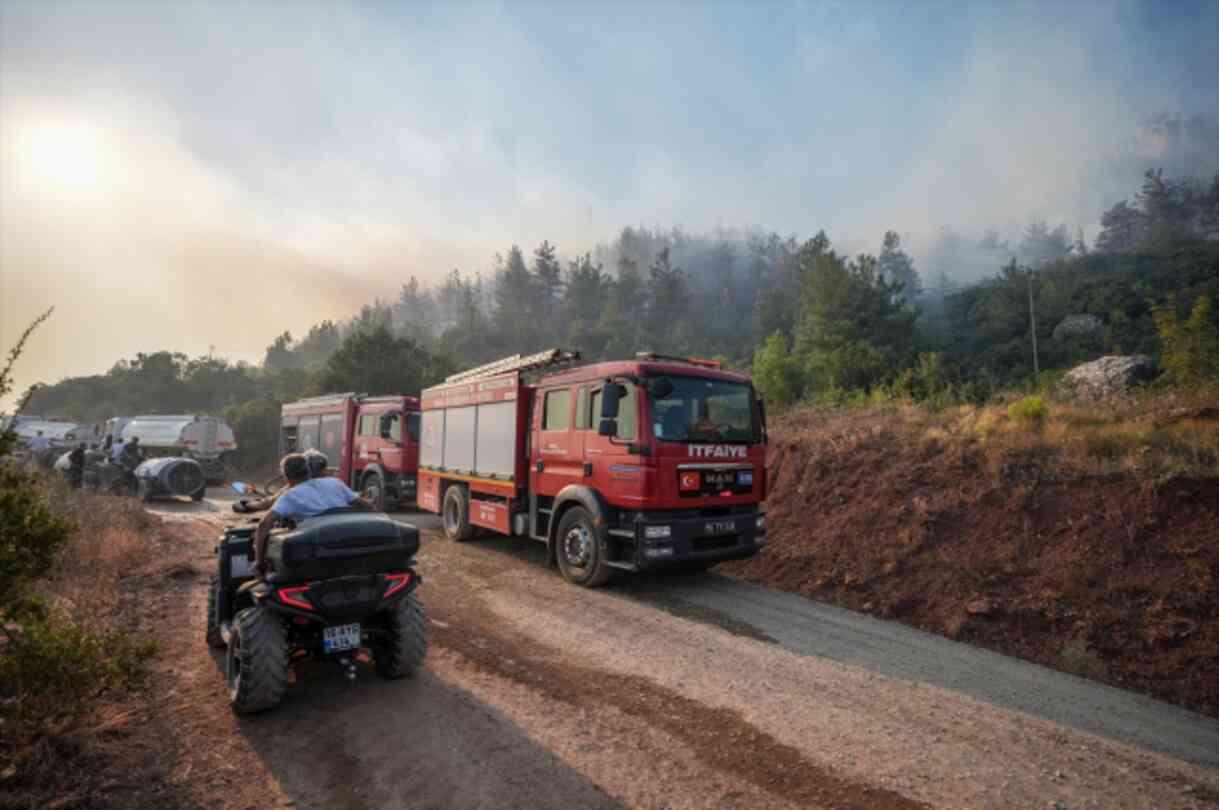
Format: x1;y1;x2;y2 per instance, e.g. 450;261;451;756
106;415;237;485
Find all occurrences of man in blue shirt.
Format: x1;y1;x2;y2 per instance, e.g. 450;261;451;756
27;431;50;454
253;453;374;577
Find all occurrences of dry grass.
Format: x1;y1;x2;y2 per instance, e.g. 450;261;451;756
39;483;170;623
778;387;1219;483
0;482;200;806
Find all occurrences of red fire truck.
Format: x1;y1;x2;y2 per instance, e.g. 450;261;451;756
280;393;421;509
418;349;768;586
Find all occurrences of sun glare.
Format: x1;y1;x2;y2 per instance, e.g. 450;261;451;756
28;123;103;187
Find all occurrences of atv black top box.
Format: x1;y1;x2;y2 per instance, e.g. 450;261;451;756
265;512;420;583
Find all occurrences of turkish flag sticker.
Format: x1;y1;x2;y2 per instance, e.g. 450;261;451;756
679;471;701;491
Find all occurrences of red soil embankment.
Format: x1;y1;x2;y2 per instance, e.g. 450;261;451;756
722;410;1219;717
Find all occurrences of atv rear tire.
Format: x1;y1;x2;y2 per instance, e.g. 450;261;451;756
206;575;225;649
442;485;476;542
226;606;289;714
374;593;427;679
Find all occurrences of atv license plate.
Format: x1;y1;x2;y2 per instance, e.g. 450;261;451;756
323;623;361;653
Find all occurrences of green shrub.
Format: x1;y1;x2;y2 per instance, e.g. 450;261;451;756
1154;295;1219;386
0;610;156;742
1007;395;1050;426
0;310;154;752
751;331;804;408
1;310;71;619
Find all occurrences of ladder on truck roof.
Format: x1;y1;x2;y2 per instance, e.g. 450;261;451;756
444;349;581;384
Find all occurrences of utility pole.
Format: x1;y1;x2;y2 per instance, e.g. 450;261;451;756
1027;265;1040;379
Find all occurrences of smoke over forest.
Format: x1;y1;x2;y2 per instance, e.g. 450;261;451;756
3;0;1218;411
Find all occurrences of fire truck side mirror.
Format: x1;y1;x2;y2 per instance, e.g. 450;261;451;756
597;419;616;437
601;382;625;420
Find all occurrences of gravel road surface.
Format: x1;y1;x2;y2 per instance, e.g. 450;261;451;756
145;491;1219;809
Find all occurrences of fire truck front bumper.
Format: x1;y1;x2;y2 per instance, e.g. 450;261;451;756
626;509;767;570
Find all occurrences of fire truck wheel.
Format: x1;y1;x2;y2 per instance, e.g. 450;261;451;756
555;507;612;588
442;485;476;542
363;470;387;511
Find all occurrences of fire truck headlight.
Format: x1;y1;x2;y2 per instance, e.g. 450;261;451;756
755;514;766;532
644;525;672;540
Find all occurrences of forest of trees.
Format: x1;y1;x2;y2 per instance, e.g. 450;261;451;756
22;168;1219;468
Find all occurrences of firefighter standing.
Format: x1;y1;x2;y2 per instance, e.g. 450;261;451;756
119;435;144;471
67;442;87;489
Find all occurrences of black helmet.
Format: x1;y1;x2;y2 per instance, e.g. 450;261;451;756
303;449;329;477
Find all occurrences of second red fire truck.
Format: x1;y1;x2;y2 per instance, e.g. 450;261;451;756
418;349;769;586
280;393;421;509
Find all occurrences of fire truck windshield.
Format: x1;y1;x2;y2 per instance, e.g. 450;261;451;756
647;375;760;444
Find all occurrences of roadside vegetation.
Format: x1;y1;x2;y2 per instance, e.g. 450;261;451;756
1;315;162;801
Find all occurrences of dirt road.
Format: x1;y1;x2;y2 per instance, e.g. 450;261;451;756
147;493;1219;809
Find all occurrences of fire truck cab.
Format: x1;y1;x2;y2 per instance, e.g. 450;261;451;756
418;350;768;586
281;393;421;510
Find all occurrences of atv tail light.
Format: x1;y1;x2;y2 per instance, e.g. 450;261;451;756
383;572;413;598
278;585;313;611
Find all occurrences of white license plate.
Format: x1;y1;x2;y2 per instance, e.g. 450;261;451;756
323;623;361;653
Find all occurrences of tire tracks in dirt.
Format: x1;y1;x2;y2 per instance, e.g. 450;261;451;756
426;576;922;810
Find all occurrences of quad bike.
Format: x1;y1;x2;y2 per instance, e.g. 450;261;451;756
207;484;427;714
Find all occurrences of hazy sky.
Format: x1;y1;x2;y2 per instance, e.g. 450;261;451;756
2;0;1217;405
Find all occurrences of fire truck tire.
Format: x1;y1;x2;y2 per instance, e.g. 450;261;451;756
442;485;476;542
555;507;612;588
363;470;387;511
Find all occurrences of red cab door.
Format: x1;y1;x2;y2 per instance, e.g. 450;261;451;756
531;385;578;497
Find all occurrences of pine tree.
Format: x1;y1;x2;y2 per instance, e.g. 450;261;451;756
645;247;689;349
395;276;434;342
877;231;921;298
795;240;916;392
564;253;609;325
1096;200;1145;253
494;245;536;351
1019;221;1071;266
532;240;563;322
